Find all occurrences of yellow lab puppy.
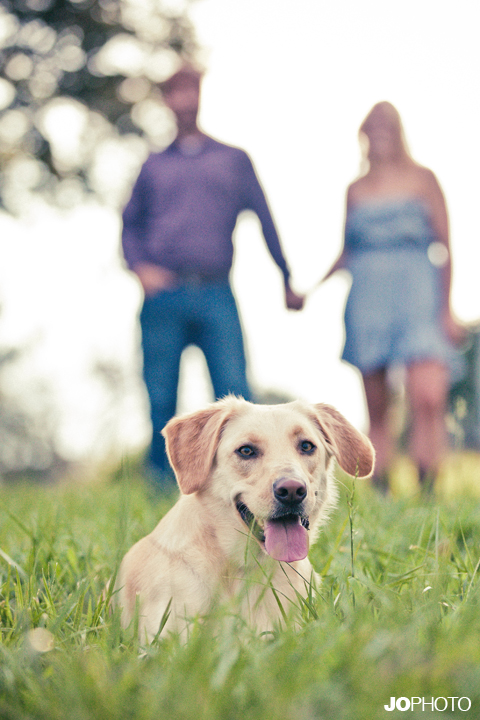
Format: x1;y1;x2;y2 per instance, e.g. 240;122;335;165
115;396;374;640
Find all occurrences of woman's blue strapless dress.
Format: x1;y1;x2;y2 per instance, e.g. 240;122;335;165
342;197;458;375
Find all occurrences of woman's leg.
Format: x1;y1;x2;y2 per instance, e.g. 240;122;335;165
406;360;449;485
362;368;393;488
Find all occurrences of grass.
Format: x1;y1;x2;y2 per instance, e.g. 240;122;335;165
1;456;480;719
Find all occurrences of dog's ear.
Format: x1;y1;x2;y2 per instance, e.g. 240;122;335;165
162;400;236;494
312;403;375;479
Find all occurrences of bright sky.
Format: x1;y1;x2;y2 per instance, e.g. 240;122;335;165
1;0;479;466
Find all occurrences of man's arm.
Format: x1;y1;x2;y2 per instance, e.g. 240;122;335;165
122;163;150;270
122;161;177;295
239;152;304;311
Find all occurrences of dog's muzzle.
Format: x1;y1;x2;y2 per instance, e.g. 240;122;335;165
235;492;310;563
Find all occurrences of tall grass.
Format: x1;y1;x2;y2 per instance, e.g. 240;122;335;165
1;456;480;719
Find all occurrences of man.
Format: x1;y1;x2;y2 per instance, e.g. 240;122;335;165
122;63;304;480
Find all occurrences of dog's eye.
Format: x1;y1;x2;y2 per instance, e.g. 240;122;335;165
236;445;256;458
300;440;316;454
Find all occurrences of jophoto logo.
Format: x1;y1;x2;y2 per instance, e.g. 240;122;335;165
385;697;472;712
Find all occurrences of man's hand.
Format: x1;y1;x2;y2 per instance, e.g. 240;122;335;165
285;282;305;311
134;263;178;296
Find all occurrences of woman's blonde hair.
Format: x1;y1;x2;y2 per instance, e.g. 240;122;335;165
359;101;413;172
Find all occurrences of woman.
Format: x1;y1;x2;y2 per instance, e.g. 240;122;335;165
322;102;463;491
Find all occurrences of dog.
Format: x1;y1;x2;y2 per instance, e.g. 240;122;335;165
114;396;374;641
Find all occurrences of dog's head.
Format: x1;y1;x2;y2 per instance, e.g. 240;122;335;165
162;396;374;563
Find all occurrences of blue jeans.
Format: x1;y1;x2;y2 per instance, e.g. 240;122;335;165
140;280;251;472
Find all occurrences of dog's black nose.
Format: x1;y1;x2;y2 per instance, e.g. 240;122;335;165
273;478;307;505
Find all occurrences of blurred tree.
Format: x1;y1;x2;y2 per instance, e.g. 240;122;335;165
0;0;199;212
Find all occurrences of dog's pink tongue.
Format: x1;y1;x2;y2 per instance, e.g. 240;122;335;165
264;517;309;562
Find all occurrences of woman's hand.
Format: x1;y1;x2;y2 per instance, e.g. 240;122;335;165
442;308;468;347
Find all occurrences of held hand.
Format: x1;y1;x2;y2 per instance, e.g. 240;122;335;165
285;283;305;311
134;263;178;296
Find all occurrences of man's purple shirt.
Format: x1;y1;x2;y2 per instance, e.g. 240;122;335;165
121;135;291;281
